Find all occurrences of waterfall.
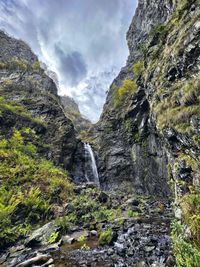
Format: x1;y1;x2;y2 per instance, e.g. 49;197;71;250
84;143;100;187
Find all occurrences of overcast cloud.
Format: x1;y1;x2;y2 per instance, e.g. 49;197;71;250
0;0;137;122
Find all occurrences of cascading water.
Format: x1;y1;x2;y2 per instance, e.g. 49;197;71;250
84;143;100;187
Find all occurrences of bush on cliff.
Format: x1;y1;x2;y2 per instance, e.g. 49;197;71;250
0;129;73;248
114;80;137;107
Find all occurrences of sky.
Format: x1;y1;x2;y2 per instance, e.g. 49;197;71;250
0;0;137;122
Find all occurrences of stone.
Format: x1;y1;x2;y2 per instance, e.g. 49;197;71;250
174;207;182;220
98;191;109;203
144;246;155;252
166;255;176;267
0;253;9;264
16;254;51;267
134;261;146;267
9;245;25;254
90;230;98;237
62;235;75;245
41;257;54;266
25;221;59;247
126;198;140;206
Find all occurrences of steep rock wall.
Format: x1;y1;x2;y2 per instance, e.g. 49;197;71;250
96;0;200;197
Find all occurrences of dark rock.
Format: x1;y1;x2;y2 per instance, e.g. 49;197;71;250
98;191;109;203
126;198;140;206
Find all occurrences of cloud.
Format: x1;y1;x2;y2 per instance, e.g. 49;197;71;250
55;47;87;87
0;0;137;122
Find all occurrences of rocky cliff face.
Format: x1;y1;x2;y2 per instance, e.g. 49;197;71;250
61;95;91;133
0;31;83;176
96;0;200;198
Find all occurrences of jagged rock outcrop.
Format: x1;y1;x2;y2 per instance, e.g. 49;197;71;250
61;95;91;133
95;0;200;197
0;31;84;176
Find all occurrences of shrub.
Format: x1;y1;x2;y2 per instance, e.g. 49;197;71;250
77;235;86;244
114;80;137;107
154;78;200;133
171;220;200;267
150;24;168;41
132;60;144;78
32;60;40;70
180;192;200;246
8;57;28;71
0;96;44;125
56;216;71;233
127;208;139;218
139;43;148;58
99;228;113;246
48;231;59;244
0;129;73;248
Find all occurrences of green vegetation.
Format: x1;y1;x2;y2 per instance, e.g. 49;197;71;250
171;220;200;267
127;209;139;218
81;243;90;250
171;189;200;267
150;24;168;41
48;231;59;244
132;60;144;78
114;80;137;107
99;228;113;246
180;191;200;246
0;96;43;125
154;78;200;133
0;57;41;72
0;57;28;71
77;235;87;245
139;43;148;58
32;60;40;70
62;189;121;225
124;118;133;137
77;130;94;143
0;129;73;248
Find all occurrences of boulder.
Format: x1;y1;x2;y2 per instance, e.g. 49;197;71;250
25;221;59;247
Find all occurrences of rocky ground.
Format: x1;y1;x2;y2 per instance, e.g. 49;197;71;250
0;185;175;267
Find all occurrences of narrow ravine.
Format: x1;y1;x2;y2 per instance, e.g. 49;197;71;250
0;0;199;266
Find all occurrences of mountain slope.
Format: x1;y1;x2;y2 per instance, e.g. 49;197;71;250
0;31;85;176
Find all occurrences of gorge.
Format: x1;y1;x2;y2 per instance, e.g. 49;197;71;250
0;0;200;266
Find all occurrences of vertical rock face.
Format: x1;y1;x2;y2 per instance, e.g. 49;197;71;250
0;31;80;174
60;95;91;133
96;0;200;197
